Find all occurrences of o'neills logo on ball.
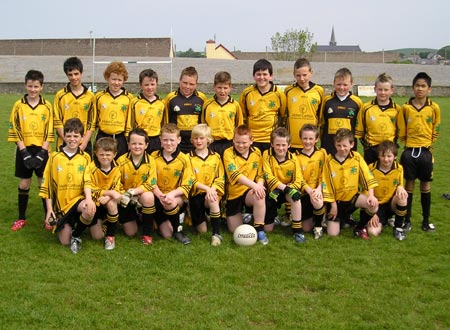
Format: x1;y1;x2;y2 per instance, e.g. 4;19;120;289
237;233;256;238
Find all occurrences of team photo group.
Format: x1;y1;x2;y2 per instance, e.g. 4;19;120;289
8;55;441;253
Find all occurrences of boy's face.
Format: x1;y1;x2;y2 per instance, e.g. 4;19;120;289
335;138;354;159
160;132;181;154
294;66;312;89
141;76;157;99
334;76;352;97
301;130;318;151
128;133;148;157
107;72;125;94
271;136;290;159
95;148;116;168
412;78;431;99
374;82;393;104
192;135;208;151
213;82;231;102
179;75;197;97
25;79;43;99
378;150;395;169
253;69;272;89
66;69;82;88
233;133;252;155
63;131;83;150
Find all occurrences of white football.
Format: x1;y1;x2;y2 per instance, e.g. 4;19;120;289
233;224;257;246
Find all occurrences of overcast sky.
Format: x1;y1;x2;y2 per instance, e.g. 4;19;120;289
1;0;448;53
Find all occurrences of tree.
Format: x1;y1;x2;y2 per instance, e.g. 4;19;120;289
437;45;450;59
271;28;316;61
176;48;204;58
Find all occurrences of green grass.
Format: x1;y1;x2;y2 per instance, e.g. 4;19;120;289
1;95;450;329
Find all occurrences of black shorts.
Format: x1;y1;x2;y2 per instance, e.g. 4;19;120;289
96;131;128;159
189;194;208;226
226;190;251;217
210;140;233;157
153;198;183;226
301;195;314;219
146;136;161;154
363;145;379;165
118;204;139;224
327;193;359;222
15;146;48;179
400;147;433;181
55;199;97;232
252;142;270;154
265;193;288;224
376;202;394;226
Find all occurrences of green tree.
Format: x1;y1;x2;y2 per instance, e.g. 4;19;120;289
271;28;316;61
176;48;204;58
437;45;450;59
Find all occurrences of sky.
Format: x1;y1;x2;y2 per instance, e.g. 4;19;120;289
1;0;448;53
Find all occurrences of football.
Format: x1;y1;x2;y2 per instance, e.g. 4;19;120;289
233;224;257;246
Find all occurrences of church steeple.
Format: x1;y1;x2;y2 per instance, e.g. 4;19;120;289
329;26;337;46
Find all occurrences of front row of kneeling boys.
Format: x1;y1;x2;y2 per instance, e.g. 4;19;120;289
39;117;407;253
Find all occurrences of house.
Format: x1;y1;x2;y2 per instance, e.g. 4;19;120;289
205;40;237;60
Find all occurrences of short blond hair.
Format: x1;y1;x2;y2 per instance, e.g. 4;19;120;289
191;124;213;145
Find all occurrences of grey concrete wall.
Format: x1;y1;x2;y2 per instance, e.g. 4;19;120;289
1;56;450;96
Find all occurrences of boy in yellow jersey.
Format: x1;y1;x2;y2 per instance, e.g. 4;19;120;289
263;127;306;244
40;118;98;254
88;137;122;250
284;58;324;151
320;68;363;155
201;71;243;156
116;128;157;245
355;73;401;164
8;70;54;231
188;124;225;246
397;72;441;232
165;66;206;154
365;141;408;240
127;69;165;153
53;57;96;156
240;59;286;153
95;62;133;158
322;128;379;239
152;123;196;244
223;125;267;244
295;124;326;239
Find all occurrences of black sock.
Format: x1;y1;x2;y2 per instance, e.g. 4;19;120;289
18;188;29;220
406;193;413;223
210;211;221;235
421;191;431;223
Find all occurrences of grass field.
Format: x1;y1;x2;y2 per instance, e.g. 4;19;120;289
0;94;449;329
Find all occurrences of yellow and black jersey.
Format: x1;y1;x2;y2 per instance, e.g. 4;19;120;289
223;145;264;200
201;95;243;141
355;98;400;147
39;149;91;215
8;95;54;146
262;148;305;193
319;92;363;153
164;89;207;149
54;84;96;130
151;149;195;198
188;149;225;197
126;93;165;137
397;98;441;148
284;82;324;148
369;160;404;205
117;152;157;192
322;150;378;203
95;88;134;135
88;159;122;205
239;83;287;143
296;147;327;191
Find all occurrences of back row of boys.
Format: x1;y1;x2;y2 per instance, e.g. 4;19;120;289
8;56;440;251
